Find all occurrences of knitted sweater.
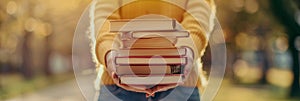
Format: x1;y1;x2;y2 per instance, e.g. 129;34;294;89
92;0;215;93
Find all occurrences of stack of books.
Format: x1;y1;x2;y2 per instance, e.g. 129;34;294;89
109;19;189;85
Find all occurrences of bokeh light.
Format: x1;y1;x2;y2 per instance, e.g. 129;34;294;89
244;0;259;14
6;1;18;15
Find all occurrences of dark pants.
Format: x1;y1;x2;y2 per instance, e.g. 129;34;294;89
98;85;200;101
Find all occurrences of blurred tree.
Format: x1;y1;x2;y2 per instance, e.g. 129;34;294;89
270;0;300;97
35;2;52;76
21;0;35;79
21;31;33;79
44;34;51;76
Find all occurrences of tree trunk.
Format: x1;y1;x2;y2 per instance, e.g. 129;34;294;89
21;31;34;80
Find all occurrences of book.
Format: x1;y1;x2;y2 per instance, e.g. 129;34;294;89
122;37;176;49
109;18;189;86
120;74;183;85
117;48;187;57
115;57;187;65
116;65;184;75
109;19;183;32
119;31;189;40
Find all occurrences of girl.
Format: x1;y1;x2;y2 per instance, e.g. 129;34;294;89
92;0;215;100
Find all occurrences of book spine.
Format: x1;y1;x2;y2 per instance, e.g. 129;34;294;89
131;31;189;38
116;48;187;57
115;57;187;65
121;39;176;49
116;65;184;75
121;37;177;43
119;74;183;85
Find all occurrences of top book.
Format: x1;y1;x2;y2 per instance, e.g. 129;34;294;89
109;19;184;32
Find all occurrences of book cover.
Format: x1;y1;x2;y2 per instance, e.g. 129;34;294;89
121;37;176;49
109;19;183;32
116;65;184;75
119;31;189;40
115;57;187;65
117;48;187;57
120;74;183;85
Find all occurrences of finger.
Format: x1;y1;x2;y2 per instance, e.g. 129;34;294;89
146;93;155;98
111;72;118;79
106;51;117;73
151;84;178;94
114;80;150;93
111;72;152;94
106;50;117;61
183;56;194;80
106;59;116;73
124;85;148;90
185;46;194;59
146;94;150;98
117;84;152;94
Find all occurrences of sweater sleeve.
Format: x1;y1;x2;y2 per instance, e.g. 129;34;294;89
179;0;216;59
94;0;121;67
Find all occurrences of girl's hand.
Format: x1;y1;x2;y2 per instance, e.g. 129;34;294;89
105;50;152;94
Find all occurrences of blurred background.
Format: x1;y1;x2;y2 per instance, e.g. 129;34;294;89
0;0;300;101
